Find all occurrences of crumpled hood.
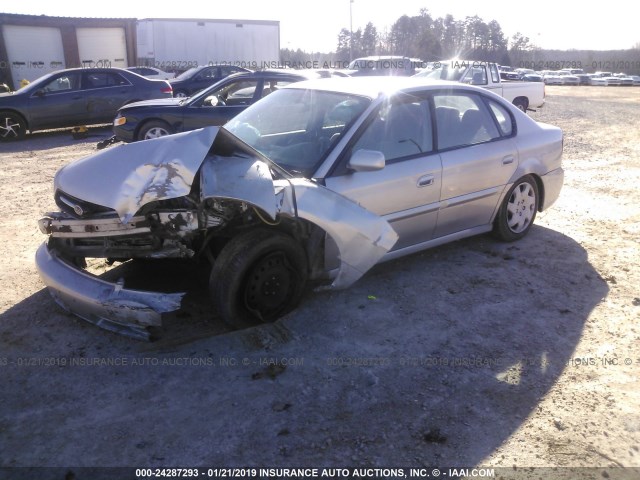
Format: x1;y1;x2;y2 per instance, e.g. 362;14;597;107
52;126;399;289
54;127;218;223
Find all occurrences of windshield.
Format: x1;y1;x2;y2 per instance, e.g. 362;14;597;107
415;65;467;81
16;71;58;92
224;88;370;177
173;67;199;81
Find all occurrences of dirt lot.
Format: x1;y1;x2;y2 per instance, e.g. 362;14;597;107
0;86;639;479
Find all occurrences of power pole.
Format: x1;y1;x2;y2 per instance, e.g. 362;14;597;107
349;0;354;62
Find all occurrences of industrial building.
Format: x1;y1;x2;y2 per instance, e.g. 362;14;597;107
0;14;281;90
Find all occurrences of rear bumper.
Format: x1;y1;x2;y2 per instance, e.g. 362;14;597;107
540;167;564;211
35;242;184;341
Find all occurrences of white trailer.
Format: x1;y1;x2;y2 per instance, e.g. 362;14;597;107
136;18;280;72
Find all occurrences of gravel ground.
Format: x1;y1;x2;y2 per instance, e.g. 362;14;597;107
0;86;639;479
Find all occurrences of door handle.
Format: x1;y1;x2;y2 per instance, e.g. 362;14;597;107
502;155;515;165
417;174;435;187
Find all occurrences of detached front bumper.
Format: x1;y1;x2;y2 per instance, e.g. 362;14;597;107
35;242;184;341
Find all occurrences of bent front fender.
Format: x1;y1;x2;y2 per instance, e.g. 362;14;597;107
276;178;399;289
199;155;399;289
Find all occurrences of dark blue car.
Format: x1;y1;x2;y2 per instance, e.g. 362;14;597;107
113;70;321;142
169;65;251;98
0;68;173;140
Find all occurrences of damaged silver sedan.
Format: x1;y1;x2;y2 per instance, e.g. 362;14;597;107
36;78;564;339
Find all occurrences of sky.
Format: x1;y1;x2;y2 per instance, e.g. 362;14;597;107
3;1;640;53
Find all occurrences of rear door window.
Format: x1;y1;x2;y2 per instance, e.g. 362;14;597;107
434;93;501;150
83;72;130;89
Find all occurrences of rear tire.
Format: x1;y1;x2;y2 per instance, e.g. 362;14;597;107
493;175;539;242
0;111;26;141
209;229;308;329
138;120;173;141
513;98;528;113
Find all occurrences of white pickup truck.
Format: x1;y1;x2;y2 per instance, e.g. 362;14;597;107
417;60;545;112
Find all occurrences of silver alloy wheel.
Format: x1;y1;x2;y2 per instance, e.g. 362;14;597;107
143;127;170;139
174;91;187;98
506;182;536;233
0;115;22;139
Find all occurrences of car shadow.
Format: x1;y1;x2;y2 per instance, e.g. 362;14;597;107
0;225;608;468
0;125;113;153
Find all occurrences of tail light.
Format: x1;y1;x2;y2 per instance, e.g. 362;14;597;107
161;84;173;94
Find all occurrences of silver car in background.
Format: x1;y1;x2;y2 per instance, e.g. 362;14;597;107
36;77;564;339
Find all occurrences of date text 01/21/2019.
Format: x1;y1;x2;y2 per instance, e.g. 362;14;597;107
134;467;497;478
518;60;640;70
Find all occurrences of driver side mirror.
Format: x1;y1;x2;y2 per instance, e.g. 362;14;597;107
347;149;385;172
34;89;46;97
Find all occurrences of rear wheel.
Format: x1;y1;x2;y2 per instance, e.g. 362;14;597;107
174;90;188;98
209;229;308;329
138;120;173;140
513;98;528;112
0;111;26;141
493;175;539;242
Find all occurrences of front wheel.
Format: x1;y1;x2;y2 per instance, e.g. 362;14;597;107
209;229;308;329
493;175;539;242
138;120;173;140
0;111;26;141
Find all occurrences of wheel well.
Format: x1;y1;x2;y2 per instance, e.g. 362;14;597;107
513;96;529;109
531;174;544;211
204;215;326;279
0;109;28;130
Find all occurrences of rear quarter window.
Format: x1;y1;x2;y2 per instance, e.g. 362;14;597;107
488;100;514;136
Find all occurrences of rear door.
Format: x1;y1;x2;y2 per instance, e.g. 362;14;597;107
432;91;518;238
325;95;442;250
81;71;135;124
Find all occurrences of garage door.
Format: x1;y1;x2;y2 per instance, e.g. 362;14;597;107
2;25;65;88
76;28;128;69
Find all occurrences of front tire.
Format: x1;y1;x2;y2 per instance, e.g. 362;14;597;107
138;120;173;141
493;175;539;242
0;111;26;141
209;229;308;329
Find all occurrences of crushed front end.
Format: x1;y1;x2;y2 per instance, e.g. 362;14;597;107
35;127;398;339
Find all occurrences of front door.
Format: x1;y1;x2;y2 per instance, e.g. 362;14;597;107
28;71;84;129
325;96;442;250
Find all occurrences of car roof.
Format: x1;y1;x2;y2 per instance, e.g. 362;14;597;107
14;67;143;93
221;69;321;81
48;67;132;74
283;76;490;99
